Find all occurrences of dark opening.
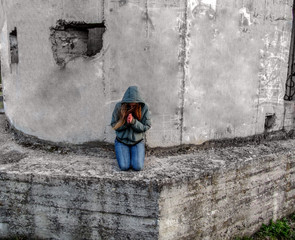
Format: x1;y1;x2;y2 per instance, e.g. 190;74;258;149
50;20;106;66
264;114;276;130
87;28;105;56
9;27;19;64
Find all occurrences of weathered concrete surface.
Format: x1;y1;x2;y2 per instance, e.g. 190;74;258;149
0;0;293;147
0;115;295;239
0;0;106;145
183;0;293;144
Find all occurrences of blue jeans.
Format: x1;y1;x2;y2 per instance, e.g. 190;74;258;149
115;139;145;171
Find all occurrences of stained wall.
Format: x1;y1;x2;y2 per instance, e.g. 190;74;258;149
183;0;293;144
0;0;293;147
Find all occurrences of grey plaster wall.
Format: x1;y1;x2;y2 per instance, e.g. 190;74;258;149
183;0;292;144
0;0;106;144
0;0;293;147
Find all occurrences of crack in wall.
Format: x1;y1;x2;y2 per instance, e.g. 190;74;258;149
102;0;108;141
101;0;106;99
179;1;189;144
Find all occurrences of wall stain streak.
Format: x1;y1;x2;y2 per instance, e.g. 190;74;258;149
102;0;105;22
145;0;149;38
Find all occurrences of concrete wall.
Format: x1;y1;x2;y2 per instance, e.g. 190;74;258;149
1;0;106;145
0;0;293;147
158;153;295;239
1;136;295;239
183;0;293;144
0;175;160;239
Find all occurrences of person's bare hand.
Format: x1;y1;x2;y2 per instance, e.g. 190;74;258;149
127;113;133;124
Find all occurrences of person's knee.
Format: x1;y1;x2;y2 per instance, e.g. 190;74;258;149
131;156;145;171
132;164;144;171
119;164;130;171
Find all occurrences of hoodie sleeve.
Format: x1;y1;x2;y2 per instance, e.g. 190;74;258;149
130;106;151;133
111;103;128;132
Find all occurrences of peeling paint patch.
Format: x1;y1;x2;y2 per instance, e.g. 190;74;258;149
190;0;216;20
190;0;216;11
239;7;252;27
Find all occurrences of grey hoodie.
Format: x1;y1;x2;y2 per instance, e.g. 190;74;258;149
111;86;151;145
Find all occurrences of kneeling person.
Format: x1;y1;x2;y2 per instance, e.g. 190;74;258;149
111;86;151;171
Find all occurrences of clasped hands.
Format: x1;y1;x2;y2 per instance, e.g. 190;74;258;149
127;113;133;124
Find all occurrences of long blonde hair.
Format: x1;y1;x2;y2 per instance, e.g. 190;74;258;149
113;103;142;130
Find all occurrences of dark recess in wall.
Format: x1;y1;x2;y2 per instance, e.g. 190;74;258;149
265;113;276;131
50;20;106;67
9;27;18;64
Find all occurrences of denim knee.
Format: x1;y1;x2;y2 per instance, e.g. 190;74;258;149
131;141;145;171
132;164;144;171
119;165;130;171
115;139;131;171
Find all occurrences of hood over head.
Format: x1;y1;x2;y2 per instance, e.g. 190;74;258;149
121;86;145;105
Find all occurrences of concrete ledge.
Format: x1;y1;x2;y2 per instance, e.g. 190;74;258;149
0;115;295;239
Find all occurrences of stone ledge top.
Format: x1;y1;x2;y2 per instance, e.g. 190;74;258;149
0;115;294;185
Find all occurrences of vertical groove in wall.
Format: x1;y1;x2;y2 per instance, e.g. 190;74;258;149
264;0;267;22
179;0;188;144
255;0;262;135
255;79;262;134
283;105;287;129
61;0;64;19
102;0;107;141
255;0;267;134
145;0;149;38
101;0;106;99
102;0;105;21
144;0;149;145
